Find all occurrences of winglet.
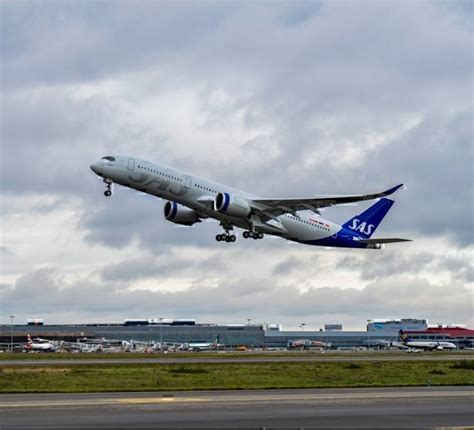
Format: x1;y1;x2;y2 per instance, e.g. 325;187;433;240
383;184;404;196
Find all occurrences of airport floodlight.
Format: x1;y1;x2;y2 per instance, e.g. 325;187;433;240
159;317;163;353
367;320;371;349
9;315;15;353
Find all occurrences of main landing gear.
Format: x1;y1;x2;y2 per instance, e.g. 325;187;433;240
103;178;113;197
216;233;236;243
243;231;264;240
216;222;236;243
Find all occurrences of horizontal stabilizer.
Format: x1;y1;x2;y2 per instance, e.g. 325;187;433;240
358;238;412;244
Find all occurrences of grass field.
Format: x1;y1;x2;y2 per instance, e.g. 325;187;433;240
1;360;473;393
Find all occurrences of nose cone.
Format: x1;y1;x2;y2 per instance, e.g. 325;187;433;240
90;161;102;175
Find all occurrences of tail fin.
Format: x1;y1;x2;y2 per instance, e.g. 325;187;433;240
27;334;33;348
211;336;220;348
398;330;409;342
342;198;395;239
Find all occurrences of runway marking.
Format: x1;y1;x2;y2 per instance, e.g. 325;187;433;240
117;397;208;404
1;389;472;408
0;397;208;408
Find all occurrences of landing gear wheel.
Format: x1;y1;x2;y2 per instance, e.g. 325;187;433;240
243;231;249;239
103;178;113;197
217;222;236;244
257;232;264;239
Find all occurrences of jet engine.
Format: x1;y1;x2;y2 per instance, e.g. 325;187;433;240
365;243;384;250
164;201;201;226
214;192;251;218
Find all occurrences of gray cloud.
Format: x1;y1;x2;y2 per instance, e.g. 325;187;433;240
2;1;470;245
338;252;434;281
1;1;472;326
101;252;228;282
2;268;472;328
338;250;473;284
273;255;316;276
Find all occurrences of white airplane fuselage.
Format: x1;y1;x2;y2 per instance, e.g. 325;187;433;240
398;340;457;351
26;339;56;352
90;155;406;248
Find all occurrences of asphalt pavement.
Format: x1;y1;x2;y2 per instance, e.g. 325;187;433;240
0;386;472;428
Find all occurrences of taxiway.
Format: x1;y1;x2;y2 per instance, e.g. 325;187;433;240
0;386;472;428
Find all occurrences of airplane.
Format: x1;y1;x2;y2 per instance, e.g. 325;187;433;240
187;336;221;352
90;155;411;249
26;334;56;352
393;330;457;351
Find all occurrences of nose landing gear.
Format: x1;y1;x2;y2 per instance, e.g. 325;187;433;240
103;178;113;197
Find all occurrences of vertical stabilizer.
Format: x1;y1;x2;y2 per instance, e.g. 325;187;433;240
342;198;395;239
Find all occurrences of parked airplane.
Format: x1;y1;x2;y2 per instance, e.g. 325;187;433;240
90;155;410;249
393;330;457;351
187;336;221;352
26;334;56;352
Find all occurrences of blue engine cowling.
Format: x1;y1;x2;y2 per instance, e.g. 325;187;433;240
214;192;251;218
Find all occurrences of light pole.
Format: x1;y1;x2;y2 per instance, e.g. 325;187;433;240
300;323;306;332
9;315;15;353
247;318;251;326
367;320;371;349
159;317;163;353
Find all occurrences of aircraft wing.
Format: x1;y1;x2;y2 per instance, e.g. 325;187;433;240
251;184;403;216
357;238;412;244
196;195;215;212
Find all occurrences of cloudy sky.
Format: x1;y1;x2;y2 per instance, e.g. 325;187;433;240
1;1;472;330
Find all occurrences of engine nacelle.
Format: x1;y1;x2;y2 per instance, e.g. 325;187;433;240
214;192;251;218
366;243;384;250
164;201;200;226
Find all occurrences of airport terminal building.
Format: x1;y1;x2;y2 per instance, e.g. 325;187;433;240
1;320;266;348
1;318;473;349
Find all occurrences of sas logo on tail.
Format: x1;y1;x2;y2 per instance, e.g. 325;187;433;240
348;219;374;236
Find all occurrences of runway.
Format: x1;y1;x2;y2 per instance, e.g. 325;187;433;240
1;386;472;428
1;352;472;366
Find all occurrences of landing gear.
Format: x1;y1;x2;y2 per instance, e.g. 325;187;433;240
103;178;113;197
243;231;264;240
216;223;236;243
215;233;236;243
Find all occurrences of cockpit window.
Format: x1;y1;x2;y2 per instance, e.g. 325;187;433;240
102;156;115;162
